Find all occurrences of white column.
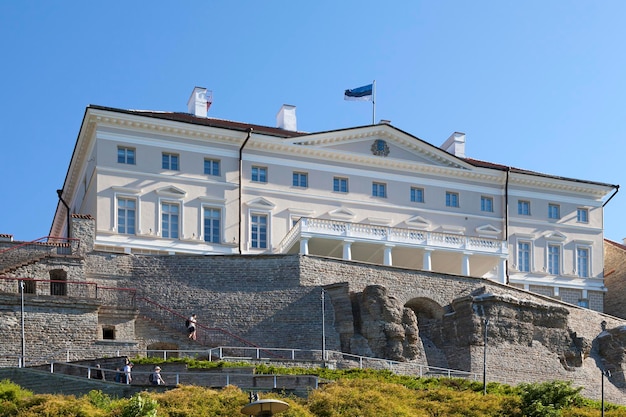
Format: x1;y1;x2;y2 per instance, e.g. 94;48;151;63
384;244;394;266
342;240;353;260
498;257;507;284
299;237;309;255
462;252;471;276
422;249;433;271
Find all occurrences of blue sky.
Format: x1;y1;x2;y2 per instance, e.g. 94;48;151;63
1;1;625;242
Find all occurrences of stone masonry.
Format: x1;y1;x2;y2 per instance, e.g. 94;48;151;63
1;216;626;404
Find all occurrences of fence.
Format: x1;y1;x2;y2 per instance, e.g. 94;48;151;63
0;276;136;307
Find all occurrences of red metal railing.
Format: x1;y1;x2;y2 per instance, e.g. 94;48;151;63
0;276;136;307
136;296;280;357
0;236;81;273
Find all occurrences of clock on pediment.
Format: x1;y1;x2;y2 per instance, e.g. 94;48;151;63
371;139;390;157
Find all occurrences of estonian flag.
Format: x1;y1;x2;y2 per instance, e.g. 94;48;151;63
344;84;373;101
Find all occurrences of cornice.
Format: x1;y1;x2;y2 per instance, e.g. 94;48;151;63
509;173;611;197
90;110;247;147
250;135;504;184
291;127;470;170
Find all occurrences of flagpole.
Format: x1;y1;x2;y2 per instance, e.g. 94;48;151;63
372;80;376;124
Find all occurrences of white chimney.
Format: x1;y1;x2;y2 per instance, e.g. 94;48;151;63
187;87;209;117
276;104;297;131
440;132;466;158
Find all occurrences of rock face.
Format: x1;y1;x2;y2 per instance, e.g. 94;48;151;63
350;285;424;361
596;326;626;386
343;285;615;383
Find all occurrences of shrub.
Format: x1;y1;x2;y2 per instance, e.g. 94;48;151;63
120;393;158;417
517;381;583;417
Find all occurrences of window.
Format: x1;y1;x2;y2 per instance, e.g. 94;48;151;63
372;182;387;198
518;242;530;272
577;208;589;223
162;153;179;170
203;208;221;243
445;191;459;207
577;247;589;278
204;158;220;176
252;166;267;183
333;177;349;193
102;326;116;340
117;147;135;164
518;200;531;215
481;196;493;212
548;203;560;219
117;198;136;235
548;245;560;275
410;187;424;203
49;269;67;296
22;279;36;294
161;202;179;238
292;172;308;188
250;214;268;249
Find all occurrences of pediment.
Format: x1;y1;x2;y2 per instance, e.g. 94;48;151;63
405;215;431;230
156;186;187;197
544;230;567;241
246;197;276;209
476;224;501;236
328;207;355;220
289;125;472;170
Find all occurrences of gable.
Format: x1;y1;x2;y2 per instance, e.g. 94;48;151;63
289;125;472;170
156;186;187;197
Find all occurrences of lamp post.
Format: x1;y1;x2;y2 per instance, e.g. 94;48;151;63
601;369;611;417
20;280;25;368
483;318;489;396
321;289;326;362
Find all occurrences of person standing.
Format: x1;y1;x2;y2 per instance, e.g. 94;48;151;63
150;366;166;385
187;313;197;340
94;363;105;381
123;361;133;384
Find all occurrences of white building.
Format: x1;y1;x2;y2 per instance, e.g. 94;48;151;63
51;87;618;311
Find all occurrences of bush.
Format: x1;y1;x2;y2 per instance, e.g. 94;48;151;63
517;381;583;417
120;394;158;417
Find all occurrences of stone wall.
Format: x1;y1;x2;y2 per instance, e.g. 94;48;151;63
604;239;626;319
2;217;626;404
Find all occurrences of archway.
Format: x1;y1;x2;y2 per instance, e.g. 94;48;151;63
404;297;447;368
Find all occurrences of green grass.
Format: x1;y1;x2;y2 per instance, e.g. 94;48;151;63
2;361;625;416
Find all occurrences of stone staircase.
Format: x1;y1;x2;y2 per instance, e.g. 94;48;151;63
0;254;51;275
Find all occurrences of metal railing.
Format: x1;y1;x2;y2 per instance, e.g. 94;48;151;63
18;347;501;385
41;361;322;391
0;236;81;272
136;297;280;357
0;276;137;307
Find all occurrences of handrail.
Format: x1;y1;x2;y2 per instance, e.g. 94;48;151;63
0;235;81;254
0;276;137;307
42;360;321;390
0;236;82;273
135;296;281;358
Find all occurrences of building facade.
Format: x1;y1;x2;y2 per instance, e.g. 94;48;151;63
50;87;618;311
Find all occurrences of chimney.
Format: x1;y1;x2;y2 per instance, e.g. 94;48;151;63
276;104;297;131
187;87;209;117
440;132;466;158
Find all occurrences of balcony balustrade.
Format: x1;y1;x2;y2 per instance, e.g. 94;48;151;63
276;218;507;256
